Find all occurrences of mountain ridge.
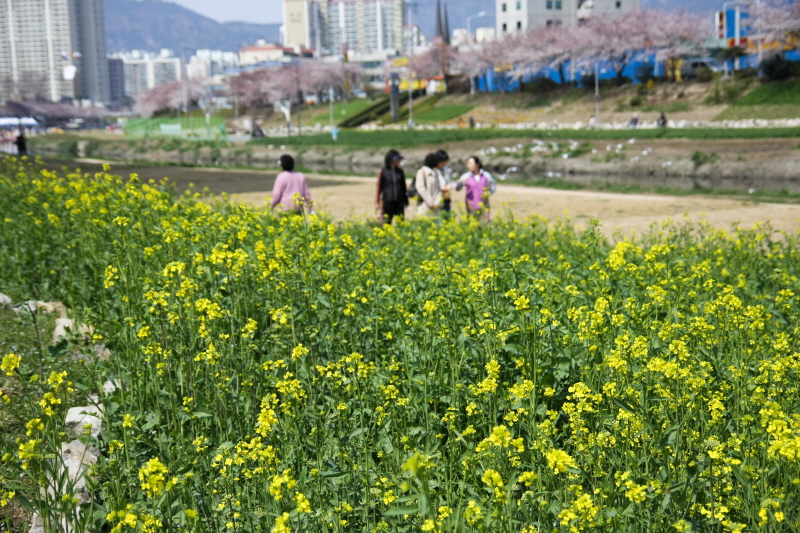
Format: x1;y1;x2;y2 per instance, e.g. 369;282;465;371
106;0;724;54
105;0;281;53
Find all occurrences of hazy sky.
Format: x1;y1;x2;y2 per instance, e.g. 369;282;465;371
169;0;284;24
166;0;722;25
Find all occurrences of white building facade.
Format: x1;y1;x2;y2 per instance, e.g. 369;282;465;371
116;50;182;100
0;0;110;104
496;0;640;35
283;0;406;57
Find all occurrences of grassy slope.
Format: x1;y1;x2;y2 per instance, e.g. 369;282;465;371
251;126;800;149
715;79;800;120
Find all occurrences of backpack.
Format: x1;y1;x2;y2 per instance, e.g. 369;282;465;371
407;169;427;202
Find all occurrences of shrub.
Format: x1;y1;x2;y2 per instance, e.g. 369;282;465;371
523;76;560;94
762;55;792;81
696;66;714;83
629;95;645;107
635;62;655;84
734;67;758;81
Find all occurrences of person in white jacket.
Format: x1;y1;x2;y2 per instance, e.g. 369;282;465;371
416;153;443;216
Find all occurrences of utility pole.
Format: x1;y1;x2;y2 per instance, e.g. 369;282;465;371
295;62;302;133
407;1;415;128
467;11;487;95
594;62;600;129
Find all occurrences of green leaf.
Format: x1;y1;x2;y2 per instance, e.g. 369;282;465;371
383;504;419;516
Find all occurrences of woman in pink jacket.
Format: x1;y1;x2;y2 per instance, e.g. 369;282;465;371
270;155;313;214
456;156;496;222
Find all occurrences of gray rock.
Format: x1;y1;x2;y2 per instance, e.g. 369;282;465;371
65;405;103;440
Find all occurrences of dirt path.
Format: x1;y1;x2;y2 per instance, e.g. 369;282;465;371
47;159;800;237
235;176;800;237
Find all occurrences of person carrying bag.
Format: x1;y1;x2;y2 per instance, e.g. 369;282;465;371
376;149;408;224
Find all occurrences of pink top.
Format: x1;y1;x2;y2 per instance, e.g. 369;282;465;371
270;171;312;212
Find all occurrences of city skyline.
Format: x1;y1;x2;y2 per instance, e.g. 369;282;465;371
167;0;724;25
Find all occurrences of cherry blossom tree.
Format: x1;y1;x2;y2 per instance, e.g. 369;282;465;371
651;10;707;80
750;0;800;57
450;47;493;92
585;9;657;84
133;79;206;117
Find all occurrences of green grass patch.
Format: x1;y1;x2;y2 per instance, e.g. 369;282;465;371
308;99;376;125
714;104;800;121
732;80;800;106
412;104;476;124
250;126;800;149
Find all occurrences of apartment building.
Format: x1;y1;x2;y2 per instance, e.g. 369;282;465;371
283;0;405;57
496;0;640;35
0;0;110;104
115;50;182;100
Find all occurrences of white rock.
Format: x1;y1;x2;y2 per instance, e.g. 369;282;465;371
0;293;11;306
53;318;94;343
28;513;45;533
103;380;119;395
65;405;103;440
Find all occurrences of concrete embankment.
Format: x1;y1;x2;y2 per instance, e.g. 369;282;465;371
29;135;800;194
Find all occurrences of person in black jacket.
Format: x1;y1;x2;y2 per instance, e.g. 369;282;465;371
15;131;27;155
376;149;408;225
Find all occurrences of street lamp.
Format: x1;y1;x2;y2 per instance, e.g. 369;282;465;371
467;11;488;42
594;65;607;129
466;11;488;95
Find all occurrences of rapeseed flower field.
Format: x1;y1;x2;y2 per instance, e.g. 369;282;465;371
1;157;800;532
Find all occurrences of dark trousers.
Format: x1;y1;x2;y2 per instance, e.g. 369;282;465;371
382;200;405;224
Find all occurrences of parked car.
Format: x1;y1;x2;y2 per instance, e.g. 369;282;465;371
350;89;368;98
681;58;724;79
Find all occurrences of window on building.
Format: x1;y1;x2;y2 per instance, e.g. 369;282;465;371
555;0;562;9
546;0;552;8
616;1;621;6
502;3;507;11
502;22;508;31
516;1;521;8
546;19;554;26
517;21;522;29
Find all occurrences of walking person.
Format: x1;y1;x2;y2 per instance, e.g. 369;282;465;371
657;112;668;128
15;131;27;156
376;149;408;225
270;155;313;214
435;149;454;215
456;156;496;222
415;153;443;217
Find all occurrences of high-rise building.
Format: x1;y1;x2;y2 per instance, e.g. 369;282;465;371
116;50;182;100
0;0;110;104
283;0;405;58
496;0;640;35
108;57;126;105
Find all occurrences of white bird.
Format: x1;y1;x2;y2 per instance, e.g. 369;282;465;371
629;138;636;144
555;172;562;177
280;145;286;150
617;144;624;150
749;188;757;194
606;145;612;151
562;153;570;159
642;151;649;156
631;157;640;163
647;148;653;153
268;144;274;149
547;171;555;178
661;161;673;168
592;149;598;154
